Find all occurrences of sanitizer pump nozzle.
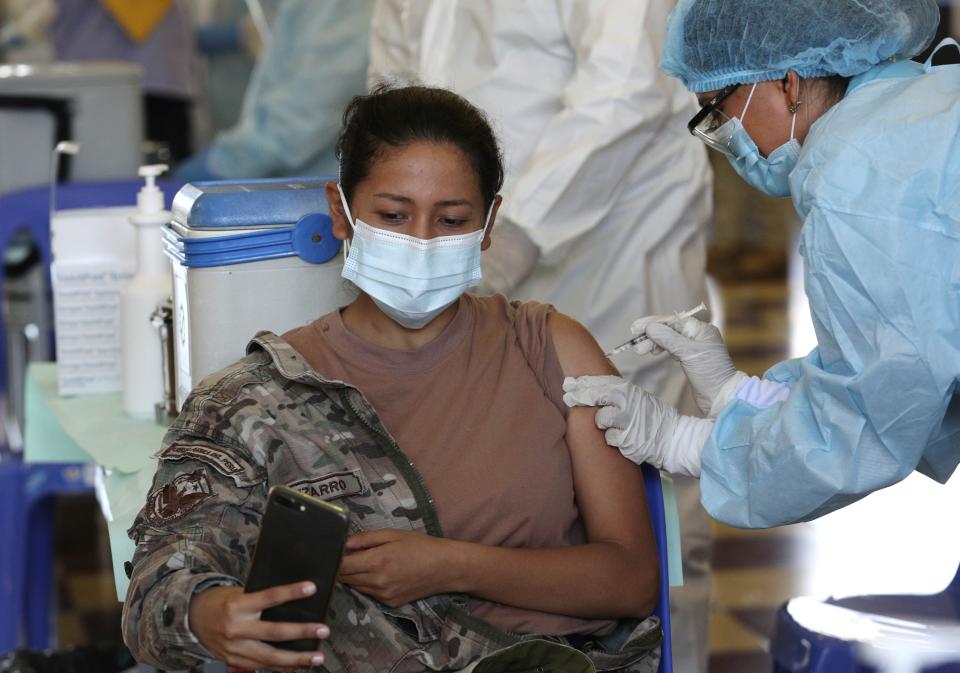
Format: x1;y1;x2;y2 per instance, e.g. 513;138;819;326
136;164;167;212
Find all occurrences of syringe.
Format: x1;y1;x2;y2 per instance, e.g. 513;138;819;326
604;303;707;358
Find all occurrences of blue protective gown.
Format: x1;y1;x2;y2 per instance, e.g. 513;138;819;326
205;0;373;179
700;57;960;528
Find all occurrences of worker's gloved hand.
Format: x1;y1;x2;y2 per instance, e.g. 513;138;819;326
627;313;677;357
631;316;746;417
475;218;540;297
175;148;219;183
562;375;713;478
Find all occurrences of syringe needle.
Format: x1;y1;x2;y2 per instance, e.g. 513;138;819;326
604;302;707;358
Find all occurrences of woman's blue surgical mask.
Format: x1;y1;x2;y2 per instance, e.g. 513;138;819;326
337;184;493;329
722;83;801;198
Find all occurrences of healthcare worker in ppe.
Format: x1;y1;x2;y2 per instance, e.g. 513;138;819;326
368;3;715;670
176;0;372;181
566;0;960;530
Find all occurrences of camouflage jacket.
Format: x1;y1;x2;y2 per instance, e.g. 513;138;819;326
122;332;662;673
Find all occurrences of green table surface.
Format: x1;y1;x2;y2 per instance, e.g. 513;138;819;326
25;362;166;473
24;362;167;599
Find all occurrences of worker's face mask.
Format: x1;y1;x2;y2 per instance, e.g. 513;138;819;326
337;184;492;329
723;83;801;198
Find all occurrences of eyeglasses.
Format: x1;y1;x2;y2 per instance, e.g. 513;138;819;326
687;84;740;157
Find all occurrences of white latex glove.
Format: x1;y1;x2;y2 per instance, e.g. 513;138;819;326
627;313;676;357
562;375;714;478
631;316;746;418
475;218;540;296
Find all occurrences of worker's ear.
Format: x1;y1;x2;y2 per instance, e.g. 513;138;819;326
782;71;801;111
481;195;503;252
325;180;352;241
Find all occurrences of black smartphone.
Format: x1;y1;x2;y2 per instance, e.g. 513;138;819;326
244;485;350;651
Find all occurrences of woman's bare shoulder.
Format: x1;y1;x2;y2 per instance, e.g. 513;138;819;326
547;312;618;378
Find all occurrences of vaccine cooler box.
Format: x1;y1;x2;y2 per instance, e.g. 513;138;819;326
165;178;352;408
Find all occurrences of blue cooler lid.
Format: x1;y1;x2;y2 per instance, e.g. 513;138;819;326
172;176;329;228
166;177;341;267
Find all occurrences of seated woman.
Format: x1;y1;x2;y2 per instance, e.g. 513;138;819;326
122;85;661;673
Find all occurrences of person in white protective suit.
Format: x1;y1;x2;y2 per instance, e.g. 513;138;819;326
367;2;714;670
176;0;372;181
565;0;960;530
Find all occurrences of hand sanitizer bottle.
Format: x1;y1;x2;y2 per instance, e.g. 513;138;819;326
121;164;172;418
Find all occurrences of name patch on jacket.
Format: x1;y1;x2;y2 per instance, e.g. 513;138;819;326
163;443;243;475
290;469;365;501
145;470;214;525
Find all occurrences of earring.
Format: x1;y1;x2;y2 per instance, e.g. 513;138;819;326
789;101;802;114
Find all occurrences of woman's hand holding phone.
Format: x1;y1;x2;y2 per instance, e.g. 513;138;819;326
189;581;330;673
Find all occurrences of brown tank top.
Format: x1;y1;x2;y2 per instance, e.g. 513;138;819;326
284;293;615;636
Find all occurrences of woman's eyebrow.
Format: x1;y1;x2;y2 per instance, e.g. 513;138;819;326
374;193;472;208
373;192;414;203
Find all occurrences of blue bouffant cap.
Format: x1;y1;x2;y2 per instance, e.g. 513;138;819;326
661;0;940;92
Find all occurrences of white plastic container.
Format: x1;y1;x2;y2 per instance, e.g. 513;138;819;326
165;178;352;409
50;206;136;396
0;61;142;193
120;165;173;418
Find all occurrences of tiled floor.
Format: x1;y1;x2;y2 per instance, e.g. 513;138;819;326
53;496;124;647
707;277;795;672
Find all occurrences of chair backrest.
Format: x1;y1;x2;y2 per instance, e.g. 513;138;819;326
640;463;673;673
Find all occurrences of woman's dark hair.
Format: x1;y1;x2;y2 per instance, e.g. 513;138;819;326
336;84;505;210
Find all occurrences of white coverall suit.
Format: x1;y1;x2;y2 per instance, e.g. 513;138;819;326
368;2;714;670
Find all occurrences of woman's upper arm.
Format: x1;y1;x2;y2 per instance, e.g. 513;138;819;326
547;313;656;558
